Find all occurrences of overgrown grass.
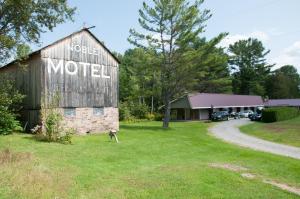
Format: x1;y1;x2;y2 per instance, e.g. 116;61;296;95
240;117;300;147
0;121;300;198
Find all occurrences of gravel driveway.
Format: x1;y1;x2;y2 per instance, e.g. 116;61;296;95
209;119;300;160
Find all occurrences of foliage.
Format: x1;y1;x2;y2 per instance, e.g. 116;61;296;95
119;101;150;121
119;102;135;121
145;113;155;121
262;107;299;123
119;48;161;113
129;0;227;128
0;76;24;135
266;65;300;99
0;0;75;65
229;38;273;96
190;36;232;93
0;109;23;135
130;103;149;119
33;93;73;144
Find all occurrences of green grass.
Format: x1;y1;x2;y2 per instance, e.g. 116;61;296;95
0;121;300;198
240;117;300;147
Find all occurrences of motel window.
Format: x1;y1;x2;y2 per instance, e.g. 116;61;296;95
93;107;104;116
64;108;76;117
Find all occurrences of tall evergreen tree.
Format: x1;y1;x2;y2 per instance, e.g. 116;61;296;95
128;0;215;128
228;38;273;96
191;36;232;93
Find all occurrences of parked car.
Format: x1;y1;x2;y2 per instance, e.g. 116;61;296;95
249;112;262;121
211;111;229;121
230;111;240;119
238;110;254;118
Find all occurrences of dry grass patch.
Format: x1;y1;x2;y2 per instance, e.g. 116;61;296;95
209;162;300;197
263;180;300;196
0;148;72;199
0;148;32;165
209;163;248;172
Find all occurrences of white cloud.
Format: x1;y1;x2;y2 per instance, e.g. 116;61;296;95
272;41;300;72
218;31;270;48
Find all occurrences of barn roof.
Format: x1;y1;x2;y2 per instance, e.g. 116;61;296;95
170;93;264;109
264;99;300;107
0;28;120;70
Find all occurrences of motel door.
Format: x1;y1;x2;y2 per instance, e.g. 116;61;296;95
191;110;199;120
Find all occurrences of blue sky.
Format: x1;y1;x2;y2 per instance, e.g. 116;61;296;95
35;0;300;71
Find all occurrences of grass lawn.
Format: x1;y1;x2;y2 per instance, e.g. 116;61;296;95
0;121;300;199
240;117;300;147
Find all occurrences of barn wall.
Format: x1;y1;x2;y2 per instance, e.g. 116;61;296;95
60;107;119;134
0;55;43;130
41;30;119;108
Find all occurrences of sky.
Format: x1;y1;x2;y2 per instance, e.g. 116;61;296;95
34;0;300;72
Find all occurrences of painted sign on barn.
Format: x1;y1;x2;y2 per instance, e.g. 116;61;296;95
42;30;119;108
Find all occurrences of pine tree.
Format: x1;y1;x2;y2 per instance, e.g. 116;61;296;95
128;0;212;128
228;38;273;96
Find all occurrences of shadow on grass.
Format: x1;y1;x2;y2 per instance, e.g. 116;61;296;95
120;124;172;132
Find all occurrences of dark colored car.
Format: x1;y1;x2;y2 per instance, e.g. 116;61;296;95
211;111;229;121
249;113;262;121
230;111;240;119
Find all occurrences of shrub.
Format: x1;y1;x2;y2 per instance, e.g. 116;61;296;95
32;93;74;144
262;107;299;123
154;112;163;121
119;102;134;121
119;101;150;121
130;103;149;119
145;113;155;121
0;76;24;135
0;108;23;135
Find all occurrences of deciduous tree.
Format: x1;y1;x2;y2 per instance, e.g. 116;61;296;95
0;0;75;65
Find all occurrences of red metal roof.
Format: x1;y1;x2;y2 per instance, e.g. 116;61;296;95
188;93;264;109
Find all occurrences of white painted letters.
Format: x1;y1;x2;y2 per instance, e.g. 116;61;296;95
47;58;110;79
48;58;63;75
101;65;110;79
79;62;89;77
69;43;99;56
91;64;101;78
65;61;78;75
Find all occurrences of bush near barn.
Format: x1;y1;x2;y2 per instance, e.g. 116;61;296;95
0;77;24;135
262;107;300;123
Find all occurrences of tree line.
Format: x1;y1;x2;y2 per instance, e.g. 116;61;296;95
119;0;300;127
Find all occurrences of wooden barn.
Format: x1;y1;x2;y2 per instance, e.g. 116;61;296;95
0;28;119;134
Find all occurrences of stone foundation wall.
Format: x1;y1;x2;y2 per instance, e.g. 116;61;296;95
60;107;119;134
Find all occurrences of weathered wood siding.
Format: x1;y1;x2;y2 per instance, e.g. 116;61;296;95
41;30;119;108
0;55;42;110
0;54;42;129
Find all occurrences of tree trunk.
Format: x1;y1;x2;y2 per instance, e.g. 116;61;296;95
163;97;171;128
151;96;154;114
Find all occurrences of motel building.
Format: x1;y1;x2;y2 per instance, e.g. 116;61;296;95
0;28;119;134
170;93;264;120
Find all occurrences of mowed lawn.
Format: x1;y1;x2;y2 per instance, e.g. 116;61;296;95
240;116;300;147
0;122;300;199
